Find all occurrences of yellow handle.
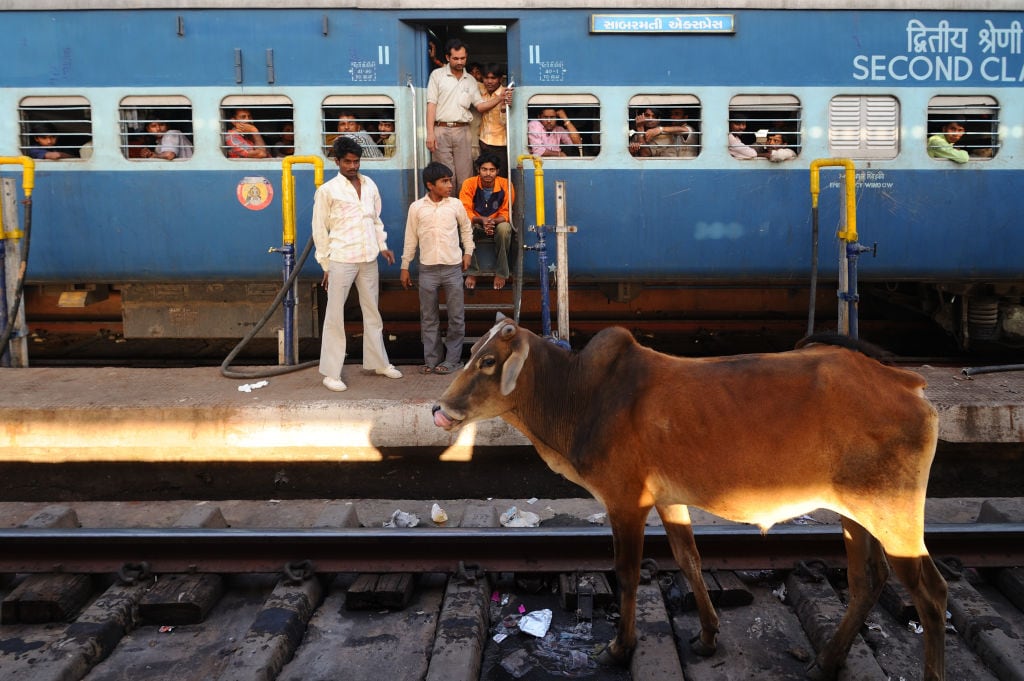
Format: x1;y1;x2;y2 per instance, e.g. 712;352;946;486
516;154;545;226
0;156;35;240
280;155;325;246
809;158;857;242
0;156;35;199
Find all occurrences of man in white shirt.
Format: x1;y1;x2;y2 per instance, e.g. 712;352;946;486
311;136;402;392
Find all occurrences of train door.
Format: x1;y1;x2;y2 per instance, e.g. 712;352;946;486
409;21;514;173
407;21;521;314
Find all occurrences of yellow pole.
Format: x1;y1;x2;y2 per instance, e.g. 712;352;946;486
809;158;856;243
0;157;35;240
516;154;544;227
280;155;324;247
810;158;858;335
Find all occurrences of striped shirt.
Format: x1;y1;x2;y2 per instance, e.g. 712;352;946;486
401;195;474;269
312;172;387;269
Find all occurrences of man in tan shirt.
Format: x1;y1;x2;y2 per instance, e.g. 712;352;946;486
426;38;511;189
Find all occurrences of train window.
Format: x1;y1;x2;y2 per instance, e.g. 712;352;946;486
927;96;999;160
18;96;92;161
119;96;194;161
728;95;802;161
628;95;701;159
828;96;899;160
527;94;601;158
322;95;396;159
220;95;293;160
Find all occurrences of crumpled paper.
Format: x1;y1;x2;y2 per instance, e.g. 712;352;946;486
237;380;269;393
383;510;420;528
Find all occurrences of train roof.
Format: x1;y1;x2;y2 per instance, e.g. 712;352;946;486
1;0;1019;10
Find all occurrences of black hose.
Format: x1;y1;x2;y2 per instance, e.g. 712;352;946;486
220;234;319;379
961;364;1024;377
0;198;31;359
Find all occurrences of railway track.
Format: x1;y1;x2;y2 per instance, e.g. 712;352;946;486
2;498;1023;680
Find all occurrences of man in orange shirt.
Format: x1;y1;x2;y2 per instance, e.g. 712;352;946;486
459;152;514;290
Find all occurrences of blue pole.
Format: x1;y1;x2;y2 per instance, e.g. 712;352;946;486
282;242;296;365
845;242;873;340
535;226;552;339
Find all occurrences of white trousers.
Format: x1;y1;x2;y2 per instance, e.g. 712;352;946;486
319;260;391;379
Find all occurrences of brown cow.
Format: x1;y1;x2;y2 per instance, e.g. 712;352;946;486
433;317;947;680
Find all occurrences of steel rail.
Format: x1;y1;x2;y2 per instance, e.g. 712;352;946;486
0;523;1020;575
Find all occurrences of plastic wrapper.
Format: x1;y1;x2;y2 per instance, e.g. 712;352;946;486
500;506;541;528
519;608;552;637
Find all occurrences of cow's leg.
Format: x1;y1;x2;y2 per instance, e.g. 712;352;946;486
657;503;719;656
810;517;888;680
887;554;947;681
852;493;947;681
600;502;651;665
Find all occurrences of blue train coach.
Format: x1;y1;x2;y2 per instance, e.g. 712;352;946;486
1;1;1022;348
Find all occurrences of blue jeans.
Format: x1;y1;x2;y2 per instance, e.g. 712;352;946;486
417;263;465;368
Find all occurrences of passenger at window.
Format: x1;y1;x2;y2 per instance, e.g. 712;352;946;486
528;108;581;157
123;125;155;159
375;120;396;159
628;108;653;157
477;63;510;176
728;119;758;160
460;152;514;291
143;120;193;160
225;108;268;159
666;107;698;158
764;133;796;162
329;112;382;159
630;108;695;158
273;123;295;158
927;121;969;164
25;123;74;160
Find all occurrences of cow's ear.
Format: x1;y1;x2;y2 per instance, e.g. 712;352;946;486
500;336;530;396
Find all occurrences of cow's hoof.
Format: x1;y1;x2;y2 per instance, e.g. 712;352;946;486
805;658;837;681
688;633;717;657
594;641;633;667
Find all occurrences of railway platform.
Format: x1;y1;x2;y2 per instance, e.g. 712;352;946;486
1;361;1023;463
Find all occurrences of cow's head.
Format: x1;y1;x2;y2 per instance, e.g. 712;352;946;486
432;315;531;431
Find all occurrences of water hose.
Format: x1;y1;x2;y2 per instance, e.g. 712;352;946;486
222;156;324;379
219;234;318;379
962;364;1024;377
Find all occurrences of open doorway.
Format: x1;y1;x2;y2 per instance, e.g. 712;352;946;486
422;22;509;85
